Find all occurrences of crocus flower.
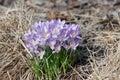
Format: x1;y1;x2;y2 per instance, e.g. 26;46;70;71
22;19;82;59
69;38;81;50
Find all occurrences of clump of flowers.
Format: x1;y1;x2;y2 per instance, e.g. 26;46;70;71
22;19;82;80
23;19;81;58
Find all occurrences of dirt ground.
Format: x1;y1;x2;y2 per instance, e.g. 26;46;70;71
0;0;120;80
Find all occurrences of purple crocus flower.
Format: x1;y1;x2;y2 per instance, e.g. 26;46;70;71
57;26;69;41
46;38;56;50
53;41;61;53
22;19;82;59
69;38;81;50
62;41;70;50
67;24;80;38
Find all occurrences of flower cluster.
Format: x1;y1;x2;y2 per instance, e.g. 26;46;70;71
22;19;82;59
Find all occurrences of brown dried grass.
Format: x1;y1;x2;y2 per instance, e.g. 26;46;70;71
0;1;120;80
0;3;35;80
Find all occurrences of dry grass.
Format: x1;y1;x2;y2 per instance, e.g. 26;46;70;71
0;2;36;80
88;41;120;80
0;0;120;80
